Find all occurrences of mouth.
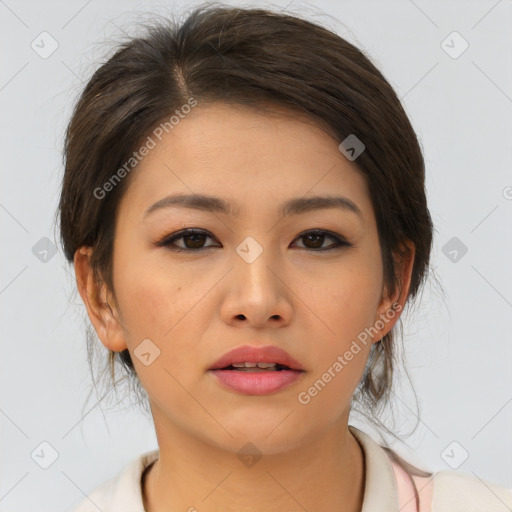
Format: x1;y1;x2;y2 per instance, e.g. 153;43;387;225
207;345;306;394
207;345;306;372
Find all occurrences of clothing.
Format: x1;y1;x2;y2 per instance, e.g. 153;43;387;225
70;425;512;512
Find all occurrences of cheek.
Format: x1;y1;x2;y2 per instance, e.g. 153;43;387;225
310;254;383;343
112;241;175;337
296;263;381;419
118;272;186;341
113;248;212;368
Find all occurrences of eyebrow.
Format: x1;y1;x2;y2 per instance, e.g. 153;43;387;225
143;193;363;220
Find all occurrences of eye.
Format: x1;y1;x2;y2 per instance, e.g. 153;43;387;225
291;229;351;251
156;229;218;251
156;228;351;252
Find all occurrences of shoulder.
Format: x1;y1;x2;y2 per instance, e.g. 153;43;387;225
68;449;159;512
424;469;512;512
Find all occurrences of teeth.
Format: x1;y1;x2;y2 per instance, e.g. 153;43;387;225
233;367;278;372
231;362;277;368
256;362;278;368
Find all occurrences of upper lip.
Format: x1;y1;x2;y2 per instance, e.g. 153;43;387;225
208;345;305;371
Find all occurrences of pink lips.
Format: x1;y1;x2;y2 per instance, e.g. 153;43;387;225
209;368;305;395
207;345;306;396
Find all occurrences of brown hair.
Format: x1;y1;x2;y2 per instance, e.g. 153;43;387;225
57;3;438;440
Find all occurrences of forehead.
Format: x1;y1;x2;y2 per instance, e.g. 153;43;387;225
159;102;337;158
117;103;373;224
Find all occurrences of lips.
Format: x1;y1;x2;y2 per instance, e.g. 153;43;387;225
208;344;305;372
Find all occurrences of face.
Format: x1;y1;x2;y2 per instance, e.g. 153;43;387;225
80;102;410;455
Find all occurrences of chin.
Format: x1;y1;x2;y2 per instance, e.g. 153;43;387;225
203;420;313;456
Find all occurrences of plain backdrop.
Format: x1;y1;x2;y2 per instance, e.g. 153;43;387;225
1;0;511;510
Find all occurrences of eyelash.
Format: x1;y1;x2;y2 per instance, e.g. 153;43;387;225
156;228;351;253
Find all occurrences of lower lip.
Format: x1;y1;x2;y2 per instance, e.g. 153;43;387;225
208;369;305;395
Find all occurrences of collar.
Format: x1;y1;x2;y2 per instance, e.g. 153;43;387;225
349;425;400;512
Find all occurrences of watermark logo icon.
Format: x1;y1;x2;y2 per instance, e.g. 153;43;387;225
236;236;263;264
134;338;161;366
237;442;262;468
441;31;469;59
31;31;59;59
442;236;468;263
32;237;57;263
441;441;469;469
31;441;59;469
338;134;365;161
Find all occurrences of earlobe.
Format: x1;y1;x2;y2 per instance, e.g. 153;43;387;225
73;247;128;352
372;240;415;343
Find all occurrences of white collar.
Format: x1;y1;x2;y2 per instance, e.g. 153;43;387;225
349;425;400;511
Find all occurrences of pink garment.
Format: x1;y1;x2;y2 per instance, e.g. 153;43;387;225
390;458;434;512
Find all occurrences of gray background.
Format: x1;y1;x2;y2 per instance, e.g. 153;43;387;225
1;0;511;510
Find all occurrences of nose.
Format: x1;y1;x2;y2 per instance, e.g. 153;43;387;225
220;242;293;328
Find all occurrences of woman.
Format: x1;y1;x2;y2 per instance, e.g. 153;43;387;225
60;4;512;511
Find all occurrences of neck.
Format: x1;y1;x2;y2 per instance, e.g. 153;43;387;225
142;414;365;512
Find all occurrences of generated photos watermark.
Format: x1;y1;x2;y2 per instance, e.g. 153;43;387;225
297;301;402;405
93;96;198;200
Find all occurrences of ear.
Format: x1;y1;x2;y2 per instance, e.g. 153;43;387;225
73;246;128;352
370;239;415;343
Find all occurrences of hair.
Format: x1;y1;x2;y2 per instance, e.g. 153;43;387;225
56;2;439;450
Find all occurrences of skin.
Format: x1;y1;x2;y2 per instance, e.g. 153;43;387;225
74;102;415;512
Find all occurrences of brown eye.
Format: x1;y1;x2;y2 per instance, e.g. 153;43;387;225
301;232;326;249
157;229;218;251
293;230;350;251
180;232;209;249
